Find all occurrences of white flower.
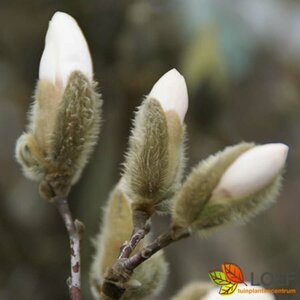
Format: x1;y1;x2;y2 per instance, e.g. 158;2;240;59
202;285;275;300
39;11;93;89
212;143;288;199
149;68;188;123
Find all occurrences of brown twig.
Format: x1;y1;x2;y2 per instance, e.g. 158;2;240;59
118;210;150;259
102;227;190;299
53;195;82;300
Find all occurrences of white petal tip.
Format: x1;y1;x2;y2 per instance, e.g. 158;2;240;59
272;143;289;161
39;11;93;89
149;68;188;123
213;143;289;199
51;11;75;21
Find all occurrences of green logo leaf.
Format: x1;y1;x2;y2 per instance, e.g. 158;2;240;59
209;271;231;286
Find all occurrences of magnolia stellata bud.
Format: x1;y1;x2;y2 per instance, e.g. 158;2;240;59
39;11;93;90
15;12;101;198
172;143;253;230
151;69;188;213
149;68;188;123
172;142;288;233
211;143;289;200
123;70;188;215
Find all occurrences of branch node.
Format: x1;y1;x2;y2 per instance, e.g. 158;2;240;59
74;219;85;240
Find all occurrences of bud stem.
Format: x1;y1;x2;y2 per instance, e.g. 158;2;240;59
102;226;190;299
118;210;150;259
53;194;82;300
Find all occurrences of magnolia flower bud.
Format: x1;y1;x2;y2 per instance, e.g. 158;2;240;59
16;12;102;198
171;142;288;232
123;69;189;215
39;11;93;90
212;143;288;200
171;143;253;230
149;69;188;123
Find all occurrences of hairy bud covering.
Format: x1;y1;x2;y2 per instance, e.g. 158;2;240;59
15;71;102;197
172;142;288;233
172;143;253;230
123;97;185;215
15;12;101;198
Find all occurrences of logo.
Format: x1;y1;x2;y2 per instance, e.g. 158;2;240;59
209;262;297;296
209;262;246;295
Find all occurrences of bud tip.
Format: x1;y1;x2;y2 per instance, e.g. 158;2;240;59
212;143;289;199
149;68;188;123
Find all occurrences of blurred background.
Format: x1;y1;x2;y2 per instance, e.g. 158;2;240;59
0;0;299;299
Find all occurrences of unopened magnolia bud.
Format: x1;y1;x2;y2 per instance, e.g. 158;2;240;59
122;69;188;214
172;143;253;230
39;11;93;90
149;69;188;123
211;143;289;200
16;12;102;198
172;142;288;232
123;98;168;214
123;96;186;215
193;144;287;231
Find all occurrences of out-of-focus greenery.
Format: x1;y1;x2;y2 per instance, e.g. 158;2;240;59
0;1;299;299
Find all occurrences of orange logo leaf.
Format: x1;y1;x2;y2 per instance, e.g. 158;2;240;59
222;262;245;284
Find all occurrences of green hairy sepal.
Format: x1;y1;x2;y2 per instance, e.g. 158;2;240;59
47;71;102;190
123;97;185;214
15;71;102;197
193;174;282;231
172;143;254;230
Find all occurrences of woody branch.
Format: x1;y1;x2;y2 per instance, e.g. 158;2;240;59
102;227;190;299
53;194;82;300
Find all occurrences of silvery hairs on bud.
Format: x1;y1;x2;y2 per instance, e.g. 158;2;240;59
172;143;288;233
15;12;102;197
47;71;102;188
122;97;169;214
122;97;186;215
193;143;288;231
122;69;188;215
172;142;254;230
